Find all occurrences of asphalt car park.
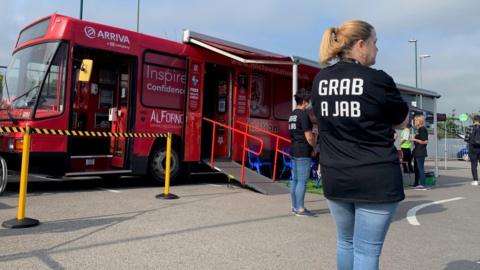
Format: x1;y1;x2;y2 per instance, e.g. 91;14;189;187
0;161;479;269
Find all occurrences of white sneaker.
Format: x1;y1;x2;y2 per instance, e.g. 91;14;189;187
472;181;479;186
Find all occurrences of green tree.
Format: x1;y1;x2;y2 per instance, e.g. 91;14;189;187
437;115;462;139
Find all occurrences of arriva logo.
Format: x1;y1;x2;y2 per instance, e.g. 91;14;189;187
83;26;131;44
84;26;96;39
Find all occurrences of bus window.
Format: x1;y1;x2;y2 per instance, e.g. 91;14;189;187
36;43;68;117
273;76;291;120
16;18;50;46
0;42;65;120
141;52;187;110
250;73;270;118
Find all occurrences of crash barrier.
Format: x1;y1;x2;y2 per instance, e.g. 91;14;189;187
202;117;264;186
235;121;291;181
0;126;168;138
0;125;175;229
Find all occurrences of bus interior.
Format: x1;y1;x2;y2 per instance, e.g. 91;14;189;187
69;46;135;172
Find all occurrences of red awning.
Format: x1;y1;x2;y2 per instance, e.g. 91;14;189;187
183;30;293;65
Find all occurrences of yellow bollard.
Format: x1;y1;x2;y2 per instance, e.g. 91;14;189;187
164;132;172;194
156;133;178;200
2;125;39;228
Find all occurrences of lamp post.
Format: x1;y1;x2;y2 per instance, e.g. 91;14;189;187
136;0;140;32
408;39;418;88
80;0;83;20
419;54;431;89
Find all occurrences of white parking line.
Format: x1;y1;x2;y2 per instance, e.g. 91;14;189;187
98;188;121;193
206;184;223;187
406;197;464;226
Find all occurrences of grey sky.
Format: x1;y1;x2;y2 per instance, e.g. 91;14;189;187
1;0;478;115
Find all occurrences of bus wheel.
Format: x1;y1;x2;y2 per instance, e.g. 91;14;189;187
0;156;7;195
149;145;180;184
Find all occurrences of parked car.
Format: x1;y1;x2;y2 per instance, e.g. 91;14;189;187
457;147;469;161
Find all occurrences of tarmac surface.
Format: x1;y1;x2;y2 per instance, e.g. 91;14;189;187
0;160;479;269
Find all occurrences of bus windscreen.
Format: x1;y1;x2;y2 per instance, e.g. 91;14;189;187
16;18;50;47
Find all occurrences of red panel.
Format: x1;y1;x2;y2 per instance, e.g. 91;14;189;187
184;61;204;161
232;71;250;161
69;156;112;172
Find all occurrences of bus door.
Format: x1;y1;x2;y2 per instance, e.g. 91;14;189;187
201;63;232;159
70;47;133;172
109;60;132;168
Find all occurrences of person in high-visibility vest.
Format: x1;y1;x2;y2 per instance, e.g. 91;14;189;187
400;124;414;174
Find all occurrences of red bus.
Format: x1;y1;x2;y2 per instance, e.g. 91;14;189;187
0;14;321;184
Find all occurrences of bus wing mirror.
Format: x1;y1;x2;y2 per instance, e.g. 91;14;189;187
78;59;93;82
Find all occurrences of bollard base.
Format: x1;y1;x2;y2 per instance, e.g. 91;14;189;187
2;217;40;229
155;193;179;200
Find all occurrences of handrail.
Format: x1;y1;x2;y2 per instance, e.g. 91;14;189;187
202;117;264;185
235;120;291;181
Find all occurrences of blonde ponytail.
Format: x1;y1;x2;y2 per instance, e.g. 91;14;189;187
319;20;374;65
319;28;338;65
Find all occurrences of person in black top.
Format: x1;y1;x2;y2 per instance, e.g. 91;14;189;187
312;20;409;270
464;114;480;186
288;88;316;217
411;115;429;189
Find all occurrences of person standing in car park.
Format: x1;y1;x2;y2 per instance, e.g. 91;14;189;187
400;123;414;174
312;20;409;270
464;114;480;186
411;114;429;189
288;88;316;217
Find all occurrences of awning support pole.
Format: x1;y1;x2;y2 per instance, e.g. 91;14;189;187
292;58;298;110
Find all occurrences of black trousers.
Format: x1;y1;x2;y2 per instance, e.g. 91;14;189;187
401;148;414;173
469;147;480;180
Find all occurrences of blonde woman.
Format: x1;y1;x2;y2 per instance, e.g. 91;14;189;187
412;115;429;188
312;20;409;270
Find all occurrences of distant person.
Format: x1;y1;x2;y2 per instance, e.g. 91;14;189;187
288;88;316;217
313;20;409;270
464;114;480;186
400;124;414;174
412;115;429;189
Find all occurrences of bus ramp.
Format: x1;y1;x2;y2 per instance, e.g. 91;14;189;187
203;159;289;195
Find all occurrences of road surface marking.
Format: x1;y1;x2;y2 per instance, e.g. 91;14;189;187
406;197;464;226
98;188;121;193
206;184;223;187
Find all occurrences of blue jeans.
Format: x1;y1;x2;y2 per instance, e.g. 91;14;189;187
327;200;399;270
414;156;425;186
291;157;310;211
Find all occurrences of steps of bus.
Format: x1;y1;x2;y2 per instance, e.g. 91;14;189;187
202;159;289;195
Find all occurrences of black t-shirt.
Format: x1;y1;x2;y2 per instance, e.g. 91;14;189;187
413;126;428;157
311;61;409;203
465;124;480;148
288;109;313;158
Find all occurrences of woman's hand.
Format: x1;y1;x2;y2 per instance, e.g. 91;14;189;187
412;138;428;144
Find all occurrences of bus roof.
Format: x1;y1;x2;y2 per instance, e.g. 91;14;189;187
15;14;321;74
